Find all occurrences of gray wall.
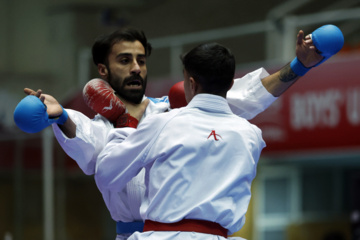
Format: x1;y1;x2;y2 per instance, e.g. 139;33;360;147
2;0;358;100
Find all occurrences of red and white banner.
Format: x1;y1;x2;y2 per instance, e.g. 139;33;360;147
250;55;360;155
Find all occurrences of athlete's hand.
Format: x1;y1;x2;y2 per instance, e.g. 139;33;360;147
14;88;68;133
24;88;64;118
124;99;150;122
83;78;126;123
115;99;149;128
295;30;323;68
296;25;344;69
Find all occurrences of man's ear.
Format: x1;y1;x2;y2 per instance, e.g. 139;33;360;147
229;79;234;90
98;64;108;79
189;77;198;95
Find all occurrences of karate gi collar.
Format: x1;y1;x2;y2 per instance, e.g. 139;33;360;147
186;93;233;114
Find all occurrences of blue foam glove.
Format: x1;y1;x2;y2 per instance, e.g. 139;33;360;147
290;24;345;76
311;24;344;66
290;57;310;76
13;95;68;133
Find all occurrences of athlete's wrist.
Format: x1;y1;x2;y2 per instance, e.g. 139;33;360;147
48;106;68;125
290;57;311;76
115;113;139;128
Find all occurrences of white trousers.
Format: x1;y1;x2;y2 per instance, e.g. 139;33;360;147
116;232;246;240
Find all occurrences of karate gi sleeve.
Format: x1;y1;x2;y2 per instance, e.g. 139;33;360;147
52;109;113;175
227;68;277;120
95;114;164;192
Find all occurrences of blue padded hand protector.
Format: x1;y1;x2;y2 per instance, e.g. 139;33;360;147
290;24;344;76
311;24;344;66
13;95;68;133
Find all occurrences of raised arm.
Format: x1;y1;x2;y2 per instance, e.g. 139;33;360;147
262;25;344;97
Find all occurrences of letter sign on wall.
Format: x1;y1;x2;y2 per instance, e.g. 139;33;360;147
250;55;360;155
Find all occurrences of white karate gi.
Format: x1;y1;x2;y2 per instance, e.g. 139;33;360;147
95;93;266;240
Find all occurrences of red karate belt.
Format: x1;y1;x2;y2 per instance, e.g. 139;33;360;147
143;219;228;238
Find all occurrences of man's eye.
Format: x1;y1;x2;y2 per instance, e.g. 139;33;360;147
138;59;146;65
120;58;130;64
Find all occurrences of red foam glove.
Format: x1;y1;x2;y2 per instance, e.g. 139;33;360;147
83;79;137;128
115;113;139;128
168;81;187;109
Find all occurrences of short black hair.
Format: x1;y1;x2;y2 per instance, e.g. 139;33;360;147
181;42;235;95
92;27;152;66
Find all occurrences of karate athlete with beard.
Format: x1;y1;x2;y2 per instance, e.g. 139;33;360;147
14;25;344;239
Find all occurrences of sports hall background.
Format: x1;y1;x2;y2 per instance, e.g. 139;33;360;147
1;0;360;239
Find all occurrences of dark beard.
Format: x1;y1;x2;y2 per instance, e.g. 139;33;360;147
109;73;147;104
